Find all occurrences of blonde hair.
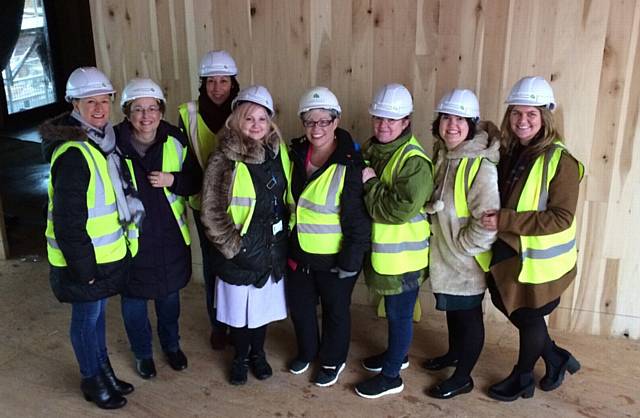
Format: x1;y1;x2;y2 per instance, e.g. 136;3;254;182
500;105;563;158
225;102;282;142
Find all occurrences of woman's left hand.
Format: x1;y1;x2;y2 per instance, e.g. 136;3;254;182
481;210;499;231
362;167;377;183
148;171;174;188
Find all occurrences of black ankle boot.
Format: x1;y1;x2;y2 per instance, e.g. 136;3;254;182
230;357;249;385
100;359;134;395
540;344;581;391
250;352;273;380
488;366;535;402
81;374;127;409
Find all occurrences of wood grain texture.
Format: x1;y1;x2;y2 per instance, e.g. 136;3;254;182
88;0;640;338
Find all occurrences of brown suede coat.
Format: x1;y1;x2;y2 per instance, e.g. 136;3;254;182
490;148;581;315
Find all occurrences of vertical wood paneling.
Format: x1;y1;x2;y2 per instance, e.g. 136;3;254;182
88;0;640;339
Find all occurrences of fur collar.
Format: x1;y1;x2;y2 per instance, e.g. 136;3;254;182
218;127;281;164
39;112;89;162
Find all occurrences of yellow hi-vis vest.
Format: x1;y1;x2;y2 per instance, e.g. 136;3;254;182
45;141;128;267
371;136;432;275
453;157;493;272
289;163;347;254
178;101;218;210
515;141;584;284
228;142;291;235
125;136;192;252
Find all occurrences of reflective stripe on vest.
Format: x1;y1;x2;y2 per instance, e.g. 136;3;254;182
162;136;191;245
45;141;128;267
123;159;140;256
124;136;191;247
178;101;218;210
516;142;584;284
293;164;347;254
371;136;432;275
228;142;291;236
453;157;492;272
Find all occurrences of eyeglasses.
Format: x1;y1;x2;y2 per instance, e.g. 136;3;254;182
131;105;161;115
372;116;403;125
302;118;335;128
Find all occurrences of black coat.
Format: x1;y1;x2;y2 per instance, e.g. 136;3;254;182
288;127;371;273
200;128;288;288
115;120;202;299
40;113;131;303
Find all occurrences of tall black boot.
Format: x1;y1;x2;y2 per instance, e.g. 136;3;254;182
488;366;535;402
540;342;581;391
80;374;127;409
100;359;134;395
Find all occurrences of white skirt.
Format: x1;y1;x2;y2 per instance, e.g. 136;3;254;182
215;275;287;329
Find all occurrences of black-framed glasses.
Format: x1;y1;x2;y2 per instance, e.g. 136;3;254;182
302;118;335;128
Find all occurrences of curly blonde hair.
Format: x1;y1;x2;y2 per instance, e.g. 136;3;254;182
225;102;282;142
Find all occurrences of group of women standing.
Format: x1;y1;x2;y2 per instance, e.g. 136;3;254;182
42;48;583;409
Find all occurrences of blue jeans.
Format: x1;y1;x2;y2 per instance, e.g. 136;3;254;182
382;287;419;378
70;299;108;378
121;291;181;359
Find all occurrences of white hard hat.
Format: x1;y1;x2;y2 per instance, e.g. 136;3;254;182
65;67;115;102
120;78;166;110
199;50;238;77
232;85;274;116
435;88;480;120
506;76;556;110
297;86;342;116
369;83;413;119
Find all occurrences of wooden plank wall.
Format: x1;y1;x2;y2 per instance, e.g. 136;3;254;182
88;0;640;339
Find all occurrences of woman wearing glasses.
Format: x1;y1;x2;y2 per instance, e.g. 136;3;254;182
115;78;202;379
286;86;370;387
355;83;433;399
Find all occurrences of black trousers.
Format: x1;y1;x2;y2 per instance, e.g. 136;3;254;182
488;275;561;372
286;266;357;366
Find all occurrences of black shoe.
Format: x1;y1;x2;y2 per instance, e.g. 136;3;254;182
361;352;409;373
314;363;346;387
540;345;581;391
230;358;249;385
81;374;127;410
422;354;458;371
250;353;273;380
165;349;188;371
427;377;474;399
355;373;404;399
135;358;157;379
288;358;310;375
488;366;535;402
99;359;134;395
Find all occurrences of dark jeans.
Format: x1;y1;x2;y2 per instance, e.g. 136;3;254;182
286;266;357;366
381;287;419;378
70;299;108;378
121;291;181;359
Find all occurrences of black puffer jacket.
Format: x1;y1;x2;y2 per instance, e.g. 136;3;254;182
115;120;202;299
200;128;288;288
40;113;131;303
288;127;371;272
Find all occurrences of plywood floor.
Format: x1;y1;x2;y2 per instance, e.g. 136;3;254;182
0;257;638;418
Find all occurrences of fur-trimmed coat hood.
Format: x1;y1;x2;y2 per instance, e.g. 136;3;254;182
428;120;501;297
40;112;89;162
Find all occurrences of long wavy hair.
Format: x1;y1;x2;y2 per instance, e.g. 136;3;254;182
499;105;563;159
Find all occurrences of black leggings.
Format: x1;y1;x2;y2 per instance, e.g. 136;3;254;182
489;283;562;372
446;306;485;382
230;325;267;360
